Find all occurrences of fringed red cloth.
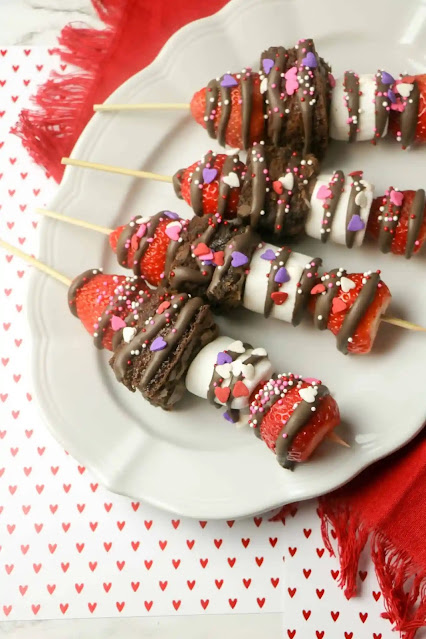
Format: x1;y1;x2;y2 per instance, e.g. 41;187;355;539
14;1;426;636
13;0;229;183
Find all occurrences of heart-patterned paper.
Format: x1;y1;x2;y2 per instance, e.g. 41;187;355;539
0;46;391;636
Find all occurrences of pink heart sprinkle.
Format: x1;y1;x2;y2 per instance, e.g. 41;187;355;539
390;189;404;207
165;222;182;242
303;377;321;385
136;223;146;238
316;185;332;200
284;66;299;96
111;315;126;331
199;252;214;261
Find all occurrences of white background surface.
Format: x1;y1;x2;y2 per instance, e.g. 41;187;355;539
0;1;425;638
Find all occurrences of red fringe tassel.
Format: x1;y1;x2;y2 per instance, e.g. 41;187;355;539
317;500;426;637
12;0;128;183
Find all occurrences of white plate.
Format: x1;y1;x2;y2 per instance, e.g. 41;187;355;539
30;0;426;518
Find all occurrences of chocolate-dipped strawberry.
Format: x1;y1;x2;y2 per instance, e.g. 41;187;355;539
108;211;188;286
190;69;264;150
110;287;218;409
366;188;426;258
259;39;333;159
67;269;149;350
249;374;340;469
388;74;426;148
173;151;244;218
309;269;391;354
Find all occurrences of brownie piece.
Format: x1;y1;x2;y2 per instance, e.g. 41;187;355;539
238;144;319;241
167;214;260;311
110;288;218;409
259;39;332;159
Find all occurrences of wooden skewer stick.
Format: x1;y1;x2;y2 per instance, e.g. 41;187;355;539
94;102;190;112
327;431;350;448
381;315;426;332
36;208;112;235
0;239;71;286
61;157;173;183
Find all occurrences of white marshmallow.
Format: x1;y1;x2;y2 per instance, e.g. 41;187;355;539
243;244;311;323
185;336;273;410
306;173;373;247
330;74;388;142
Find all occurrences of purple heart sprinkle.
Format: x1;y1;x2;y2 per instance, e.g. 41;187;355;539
381;71;395;85
261;249;276;261
387;89;396;103
347;214;366;232
262;58;274;74
203;260;215;266
217;351;232;365
274;267;290;284
150;336;167;352
231;251;249;268
164;211;180;219
302;51;317;68
221;73;238;88
223;411;237;424
202;167;218;184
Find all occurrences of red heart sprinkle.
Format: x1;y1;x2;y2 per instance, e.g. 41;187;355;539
310;284;326;295
272;181;283;194
213;251;224;266
156;301;171;314
215;387;231;403
233;381;249;398
271;291;288;305
193;243;210;256
332;297;347;314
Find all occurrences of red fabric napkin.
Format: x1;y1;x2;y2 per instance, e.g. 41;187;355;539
14;1;426;636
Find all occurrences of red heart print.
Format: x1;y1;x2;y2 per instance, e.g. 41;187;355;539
227;520;235;527
61;562;69;572
131;541;139;551
31;604;40;615
214;538;222;548
254;516;262;527
289;547;297;556
288;587;296;598
172;600;181;610
200;558;208;568
242;578;251;589
359;612;368;623
303;610;311;620
316;548;325;558
186;539;195;549
331;569;339;580
228;557;236;567
316;633;324;639
116;561;125;571
116;602;125;612
144;520;152;529
117;521;125;531
303;568;311;579
229;599;237;609
159;580;167;591
156;301;171;315
303;528;312;538
46;584;56;595
19;585;27;596
269;537;278;547
316;588;324;599
330;611;339;621
359;570;367;581
172;559;180;569
310;284;326;295
213;251;224;266
200;600;209;610
241;538;250;548
271;578;279;588
3;606;12;616
75;583;84;593
187;580;196;590
372;590;381;601
144;601;153;611
159;540;167;550
88;602;97;613
171;519;180;529
144;560;153;570
287;631;296;639
130;582;139;592
60;603;68;614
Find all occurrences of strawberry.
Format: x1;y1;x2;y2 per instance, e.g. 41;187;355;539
249;374;340;467
70;270;149;350
174;152;245;218
366;189;426;257
190;72;264;149
388;74;426;145
109;215;183;286
309;270;391;354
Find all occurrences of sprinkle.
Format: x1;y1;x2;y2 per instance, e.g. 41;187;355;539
222;172;240;188
220;74;238;88
271;291;288;305
316;185;332;200
390;189;404;207
347;214;365;232
217;351;232;365
274;267;290;284
233;381;250;398
215;386;231;403
164;211;180;220
302;51;317;68
165;221;182;242
111;315;126;331
150;336;167;352
332;297;347;314
156;301;171;314
202;167;218;184
279;172;295;191
261;249;276;261
381;71;395;85
231;251;249;268
310;284;326;295
122;326;136;343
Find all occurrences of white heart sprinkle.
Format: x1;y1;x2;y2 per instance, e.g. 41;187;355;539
122;326;137;344
355;191;368;208
226;148;241;156
232;361;255;379
251;347;267;357
135;216;150;225
299;386;317;403
228;340;245;354
222;172;240;188
216;363;232;379
340;276;356;293
260;77;268;94
279;173;294;191
397;83;413;98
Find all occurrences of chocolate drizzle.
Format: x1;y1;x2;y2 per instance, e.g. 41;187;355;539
262;47;288;146
374;71;390;141
67;269;100;317
171;216;221;290
377;189;403;254
399;79;420;149
345;174;367;248
292;257;322;327
318;170;345;243
264;248;292;318
217;154;241;217
406;189;425;258
343;72;360;142
203;70;254;150
191;151;215;216
240;144;267;228
295;40;319;155
112;293;204;388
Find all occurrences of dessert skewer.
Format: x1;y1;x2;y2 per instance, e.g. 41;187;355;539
25;210;426;355
0;239;345;468
60;146;426;258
